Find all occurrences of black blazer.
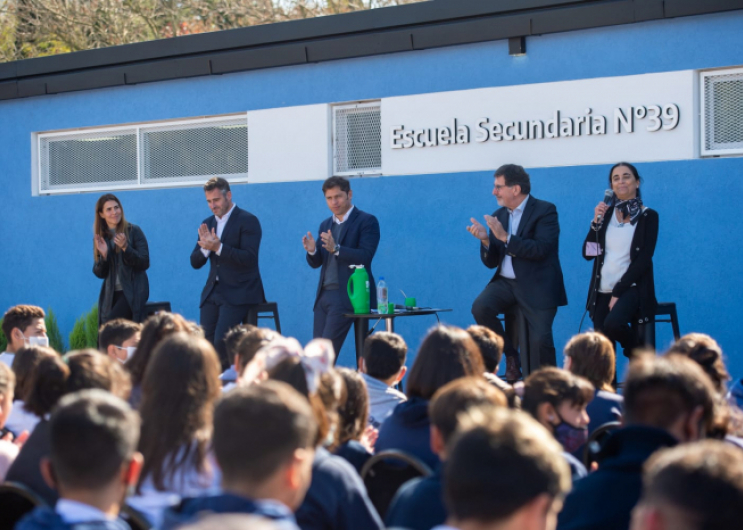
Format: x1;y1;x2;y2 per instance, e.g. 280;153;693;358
307;207;380;310
481;196;568;310
583;206;658;323
190;206;265;307
93;223;150;324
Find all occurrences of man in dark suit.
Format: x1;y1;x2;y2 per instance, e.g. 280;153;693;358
190;177;265;366
468;164;567;381
302;176;380;359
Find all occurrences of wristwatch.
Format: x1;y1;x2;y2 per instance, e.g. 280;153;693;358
334;244;340;254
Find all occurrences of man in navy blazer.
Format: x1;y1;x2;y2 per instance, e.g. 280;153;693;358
191;177;265;366
303;177;380;360
468;164;567;381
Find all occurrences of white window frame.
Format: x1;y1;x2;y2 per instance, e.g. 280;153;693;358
35;113;249;195
700;66;743;157
332;101;382;177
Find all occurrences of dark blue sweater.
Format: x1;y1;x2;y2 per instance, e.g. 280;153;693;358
295;447;383;530
160;493;298;530
374;397;437;470
385;467;445;530
557;426;678;530
15;507;130;530
333;440;372;475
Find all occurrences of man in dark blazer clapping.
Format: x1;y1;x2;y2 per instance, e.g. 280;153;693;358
191;177;265;367
303;176;380;360
468;164;567;381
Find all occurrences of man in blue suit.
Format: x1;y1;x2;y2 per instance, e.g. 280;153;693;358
191;177;265;367
468;164;567;381
303;177;380;360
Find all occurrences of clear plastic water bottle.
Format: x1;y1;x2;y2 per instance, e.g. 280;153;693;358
377;277;388;314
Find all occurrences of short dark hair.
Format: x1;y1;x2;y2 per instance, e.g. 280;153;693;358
235;327;278;372
494;164;530;195
223;324;256;360
444;408;570;522
466;325;504;374
406;326;485;401
322;176;350;194
11;346;57;401
336;368;369;445
98;319;141;352
429;377;507;444
564;332;616;392
522;367;595;419
624;354;716;432
214;382;317;485
640;440;743;530
204;177;231;193
666;333;730;394
362;332;407;380
2;305;45;340
66;349;132;399
49;389;140;489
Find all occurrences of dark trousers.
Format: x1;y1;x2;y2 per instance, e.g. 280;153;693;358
593;288;640;357
108;290;133;322
313;288;354;362
200;284;250;369
472;278;558;369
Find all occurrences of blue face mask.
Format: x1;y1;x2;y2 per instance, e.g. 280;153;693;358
553;415;589;454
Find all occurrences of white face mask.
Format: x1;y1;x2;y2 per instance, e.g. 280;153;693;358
22;333;49;348
115;346;137;363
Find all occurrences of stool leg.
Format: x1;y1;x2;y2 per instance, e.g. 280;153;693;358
670;306;680;341
273;308;282;334
245;308;258;327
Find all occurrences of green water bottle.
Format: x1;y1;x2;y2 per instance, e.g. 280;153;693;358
347;265;370;314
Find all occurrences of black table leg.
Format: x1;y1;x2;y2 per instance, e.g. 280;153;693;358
354;318;366;369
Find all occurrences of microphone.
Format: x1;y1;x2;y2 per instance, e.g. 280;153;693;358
597;189;614;222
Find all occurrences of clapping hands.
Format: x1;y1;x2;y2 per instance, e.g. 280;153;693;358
197;223;221;252
94;234;108;259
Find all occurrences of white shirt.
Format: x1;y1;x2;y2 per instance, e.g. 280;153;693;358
361;373;407;429
56;499;115;523
308;205;355;257
0;352;15;367
5;400;39;435
599;209;638;292
200;203;236;259
498;195;530;280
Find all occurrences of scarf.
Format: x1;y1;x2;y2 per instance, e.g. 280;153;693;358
613;196;643;225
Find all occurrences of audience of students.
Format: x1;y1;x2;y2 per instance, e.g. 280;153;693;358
1;305;49;367
439;407;572;530
218;324;256;384
98;319;142;364
358;332;408;428
16;389;142;530
128;332;222;526
557;353;717;530
6;345;57;436
386;377;507;530
6;350;131;505
466;325;519;408
3;301;743;530
161;381;317;530
375;325;486;469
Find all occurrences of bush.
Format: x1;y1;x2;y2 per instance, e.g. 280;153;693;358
45;308;65;353
0;318;6;353
68;305;98;350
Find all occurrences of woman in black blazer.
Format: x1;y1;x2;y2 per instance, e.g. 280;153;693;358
583;162;658;357
93;193;150;325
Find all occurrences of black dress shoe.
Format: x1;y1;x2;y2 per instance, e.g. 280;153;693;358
505;356;523;382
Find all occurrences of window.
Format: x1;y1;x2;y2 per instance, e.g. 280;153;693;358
37;114;248;194
701;68;743;156
332;102;382;176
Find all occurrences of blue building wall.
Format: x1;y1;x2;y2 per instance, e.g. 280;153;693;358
1;11;742;378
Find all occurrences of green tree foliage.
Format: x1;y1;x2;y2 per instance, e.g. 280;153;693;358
68;305;99;350
0;0;422;62
45;308;66;353
0;318;6;353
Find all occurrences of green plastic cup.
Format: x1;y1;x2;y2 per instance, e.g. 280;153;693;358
405;297;416;309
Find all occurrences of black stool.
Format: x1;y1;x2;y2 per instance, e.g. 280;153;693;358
144;301;171;317
634;302;681;350
245;302;281;333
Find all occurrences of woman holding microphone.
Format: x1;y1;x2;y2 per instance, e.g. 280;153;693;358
93;193;150;326
583;162;658;358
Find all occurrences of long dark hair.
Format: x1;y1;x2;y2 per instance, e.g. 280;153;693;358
137;332;222;492
94;193;130;260
125;312;190;387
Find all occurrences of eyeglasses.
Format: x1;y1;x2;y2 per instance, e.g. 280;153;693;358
493;184;513;192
